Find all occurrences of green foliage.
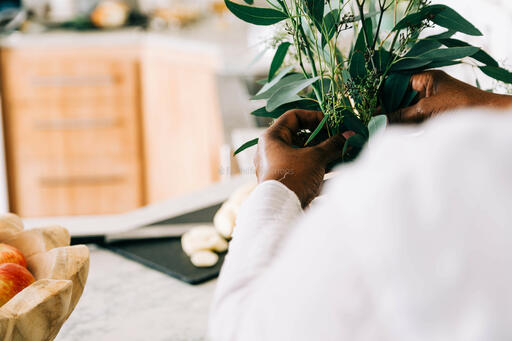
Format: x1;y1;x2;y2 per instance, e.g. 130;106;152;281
234;138;259;155
268;42;292;81
224;0;287;26
225;0;512;157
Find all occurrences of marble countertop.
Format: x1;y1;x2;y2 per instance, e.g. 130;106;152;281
55;245;216;341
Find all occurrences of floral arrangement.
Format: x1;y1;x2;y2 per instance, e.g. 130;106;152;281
227;0;512;159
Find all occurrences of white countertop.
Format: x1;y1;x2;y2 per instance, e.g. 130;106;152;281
22;175;253;237
0;20;268;75
55;245;216;341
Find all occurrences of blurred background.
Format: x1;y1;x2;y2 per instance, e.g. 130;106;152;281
0;0;510;218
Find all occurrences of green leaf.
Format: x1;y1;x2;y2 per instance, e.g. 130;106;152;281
416;60;461;71
224;0;288;26
479;66;512;84
354;18;373;53
428;5;482;37
424;30;456;40
251;99;320;118
234;138;258;155
391;58;432;72
256;65;294;95
304;0;324;24
400;89;418;107
301;16;315;42
305;115;329;145
243;0;254;4
341;111;369;138
393;11;425;31
392;46;479;71
381;73;411;114
350;51;367;80
253;73;305;100
267;76;320;111
394;5;482;36
368;115;388;137
438;38;499;67
422;46;479;61
268;42;291;81
322;9;341;45
373;48;393;73
406;40;442;57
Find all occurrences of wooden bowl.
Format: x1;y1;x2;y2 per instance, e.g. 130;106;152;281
0;213;89;341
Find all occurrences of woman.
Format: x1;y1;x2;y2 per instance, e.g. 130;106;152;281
209;71;512;341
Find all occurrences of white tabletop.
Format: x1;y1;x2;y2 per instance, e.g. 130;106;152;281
55;245;216;341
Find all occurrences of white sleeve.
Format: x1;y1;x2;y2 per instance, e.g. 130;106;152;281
208;180;303;341
208;110;512;341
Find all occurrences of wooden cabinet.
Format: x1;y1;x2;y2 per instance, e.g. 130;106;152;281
0;44;223;217
141;47;224;203
1;47;144;217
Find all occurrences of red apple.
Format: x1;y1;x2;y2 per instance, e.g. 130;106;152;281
0;263;35;306
0;243;26;267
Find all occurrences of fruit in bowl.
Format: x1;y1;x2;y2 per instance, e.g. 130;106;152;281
0;243;27;267
0;263;35;307
0;213;89;341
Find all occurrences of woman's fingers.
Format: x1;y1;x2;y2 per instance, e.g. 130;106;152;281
314;134;346;164
267;109;325;144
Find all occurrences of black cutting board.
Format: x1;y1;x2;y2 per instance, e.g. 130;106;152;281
101;204;225;285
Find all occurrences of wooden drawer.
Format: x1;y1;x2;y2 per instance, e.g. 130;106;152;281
9;157;142;217
1;47;144;217
6;102;140;160
0;48;138;103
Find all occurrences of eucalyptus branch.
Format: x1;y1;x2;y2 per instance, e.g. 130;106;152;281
355;0;372;51
372;0;387;50
225;0;510;156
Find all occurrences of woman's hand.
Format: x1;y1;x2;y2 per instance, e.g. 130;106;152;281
254;110;347;208
389;70;512;123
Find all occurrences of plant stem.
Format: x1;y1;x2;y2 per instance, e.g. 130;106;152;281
372;0;386;50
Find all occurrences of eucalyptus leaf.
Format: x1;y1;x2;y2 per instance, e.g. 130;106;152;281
256;65;294;95
427;46;478;60
354;18;373;53
305;114;329;145
400;89;419;107
391;58;432;72
350;51;367;80
341;111;369;138
234;138;258;155
322;9;341;45
368;115;388;137
224;0;288;26
406;40;442;57
429;5;482;37
304;0;324;25
373;48;393;73
267;76;320;111
252;99;321;118
253;73;305;100
394;5;482;36
381;73;411;114
268;42;292;81
479;66;512;84
301;16;316;42
424;30;456;40
393;46;479;71
438;38;498;67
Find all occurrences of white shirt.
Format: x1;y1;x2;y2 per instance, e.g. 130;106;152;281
208;110;512;341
